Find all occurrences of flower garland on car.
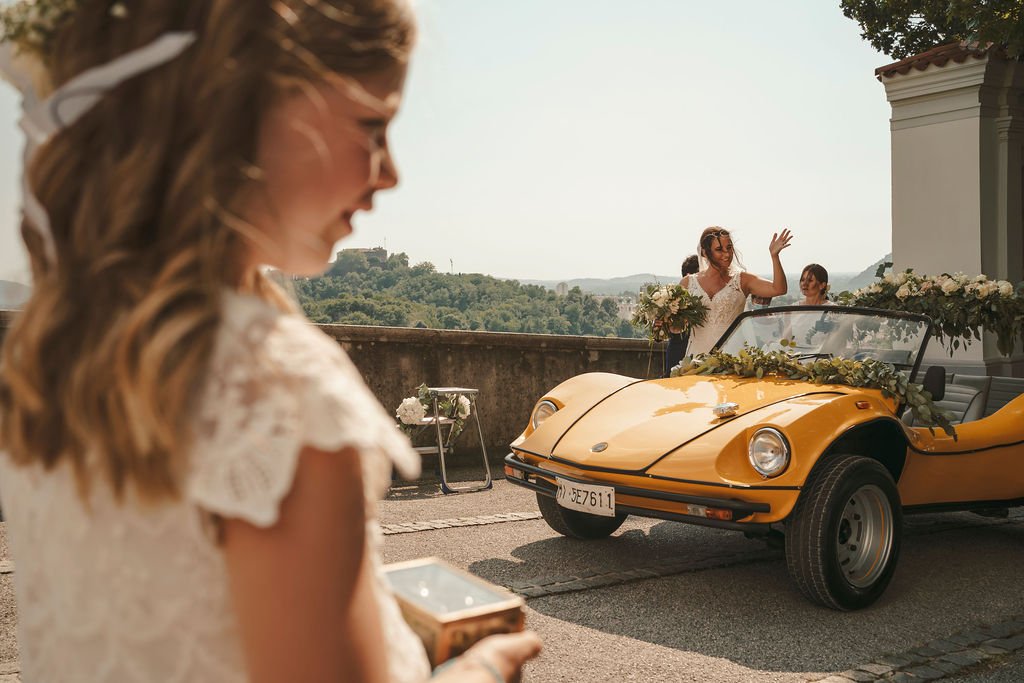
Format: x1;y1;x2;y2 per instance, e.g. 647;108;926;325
395;383;472;440
631;283;709;343
670;346;955;437
0;0;77;56
1;1;129;93
834;269;1022;356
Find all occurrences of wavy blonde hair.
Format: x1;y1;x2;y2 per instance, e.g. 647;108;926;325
0;0;415;501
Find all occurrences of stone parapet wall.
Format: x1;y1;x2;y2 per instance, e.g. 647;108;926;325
321;324;653;465
0;310;656;467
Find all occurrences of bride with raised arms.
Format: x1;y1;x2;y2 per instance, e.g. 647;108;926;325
681;226;793;356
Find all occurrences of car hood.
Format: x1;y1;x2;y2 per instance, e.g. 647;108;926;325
520;375;849;472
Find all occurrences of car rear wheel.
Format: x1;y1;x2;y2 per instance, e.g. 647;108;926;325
536;492;627;539
785;454;902;610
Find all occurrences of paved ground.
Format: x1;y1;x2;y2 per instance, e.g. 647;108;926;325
380;472;1024;682
0;470;1023;681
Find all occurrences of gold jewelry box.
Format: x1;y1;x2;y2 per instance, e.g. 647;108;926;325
384;556;525;666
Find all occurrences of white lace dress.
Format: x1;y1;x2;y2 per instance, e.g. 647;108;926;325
685;272;747;356
0;291;432;683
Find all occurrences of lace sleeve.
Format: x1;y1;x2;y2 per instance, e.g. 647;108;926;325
186;298;420;527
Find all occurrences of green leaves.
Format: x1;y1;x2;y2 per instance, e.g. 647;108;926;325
671;346;956;438
0;1;76;60
836;269;1024;357
631;284;710;342
295;255;630;336
397;383;471;442
841;0;1024;60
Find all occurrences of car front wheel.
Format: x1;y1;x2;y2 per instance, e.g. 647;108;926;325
785;454;902;610
536;492;627;539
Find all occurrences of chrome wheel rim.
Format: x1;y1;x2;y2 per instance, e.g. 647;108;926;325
835;484;893;588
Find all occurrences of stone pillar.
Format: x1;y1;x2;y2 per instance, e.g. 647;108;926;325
878;45;1024;375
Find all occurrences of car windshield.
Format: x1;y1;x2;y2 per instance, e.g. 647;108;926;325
716;306;932;374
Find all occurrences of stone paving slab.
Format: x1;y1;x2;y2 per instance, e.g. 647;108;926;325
807;615;1024;681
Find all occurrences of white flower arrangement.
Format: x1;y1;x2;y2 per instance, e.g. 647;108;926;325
0;0;77;56
395;383;472;441
631;283;709;343
395;396;426;425
836;268;1022;356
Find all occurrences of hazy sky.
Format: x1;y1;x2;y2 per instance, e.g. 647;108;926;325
0;1;897;284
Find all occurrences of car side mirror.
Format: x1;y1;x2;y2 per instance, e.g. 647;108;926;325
922;365;945;402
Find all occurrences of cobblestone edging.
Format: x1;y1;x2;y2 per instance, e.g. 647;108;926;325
813;616;1024;682
381;511;541;535
505;547;780;598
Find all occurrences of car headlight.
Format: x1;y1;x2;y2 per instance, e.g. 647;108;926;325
748;427;790;478
531;400;558;429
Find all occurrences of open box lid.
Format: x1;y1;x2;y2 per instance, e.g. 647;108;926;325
384;557;524;623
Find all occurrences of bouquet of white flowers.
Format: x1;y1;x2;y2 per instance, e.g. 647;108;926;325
631;283;709;343
396;383;472;441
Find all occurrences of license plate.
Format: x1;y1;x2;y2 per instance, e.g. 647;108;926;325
555;478;615;517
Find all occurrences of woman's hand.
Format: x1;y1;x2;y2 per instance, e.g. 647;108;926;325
768;229;793;258
434;631;543;682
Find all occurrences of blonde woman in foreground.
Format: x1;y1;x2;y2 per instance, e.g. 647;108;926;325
0;1;539;681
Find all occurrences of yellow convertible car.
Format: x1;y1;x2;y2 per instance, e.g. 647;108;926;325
504;306;1024;610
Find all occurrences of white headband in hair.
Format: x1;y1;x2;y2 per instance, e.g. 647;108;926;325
0;31;197;264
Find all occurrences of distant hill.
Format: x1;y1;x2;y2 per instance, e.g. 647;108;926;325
520;274;680;296
0;280;30;309
835;253;892;293
520;263;891;298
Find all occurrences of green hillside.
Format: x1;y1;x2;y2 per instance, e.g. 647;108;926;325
294;252;637;337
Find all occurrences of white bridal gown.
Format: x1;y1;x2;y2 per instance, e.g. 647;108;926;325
0;290;432;683
685;272;747;356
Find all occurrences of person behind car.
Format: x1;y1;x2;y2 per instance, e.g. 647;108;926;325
0;1;540;681
663;254;700;376
680;226;793;356
797;263;834;306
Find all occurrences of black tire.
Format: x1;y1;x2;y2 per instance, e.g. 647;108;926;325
785;454;902;610
536;492;627;539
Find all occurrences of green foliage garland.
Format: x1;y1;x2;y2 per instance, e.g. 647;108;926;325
0;0;76;58
671;346;955;437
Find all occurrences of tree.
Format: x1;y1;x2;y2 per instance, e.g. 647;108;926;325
841;0;1024;60
329;250;369;276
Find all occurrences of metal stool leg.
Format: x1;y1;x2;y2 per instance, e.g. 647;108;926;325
439;392;492;494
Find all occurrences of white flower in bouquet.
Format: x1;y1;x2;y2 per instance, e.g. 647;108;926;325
941;279;960;294
998;281;1013;297
456;395;472;419
396;396;425;424
974;274;988;283
896;285;911;300
895;271;909;285
651;288;670;307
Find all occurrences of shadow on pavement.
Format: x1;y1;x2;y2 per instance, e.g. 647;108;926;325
469;513;1024;674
